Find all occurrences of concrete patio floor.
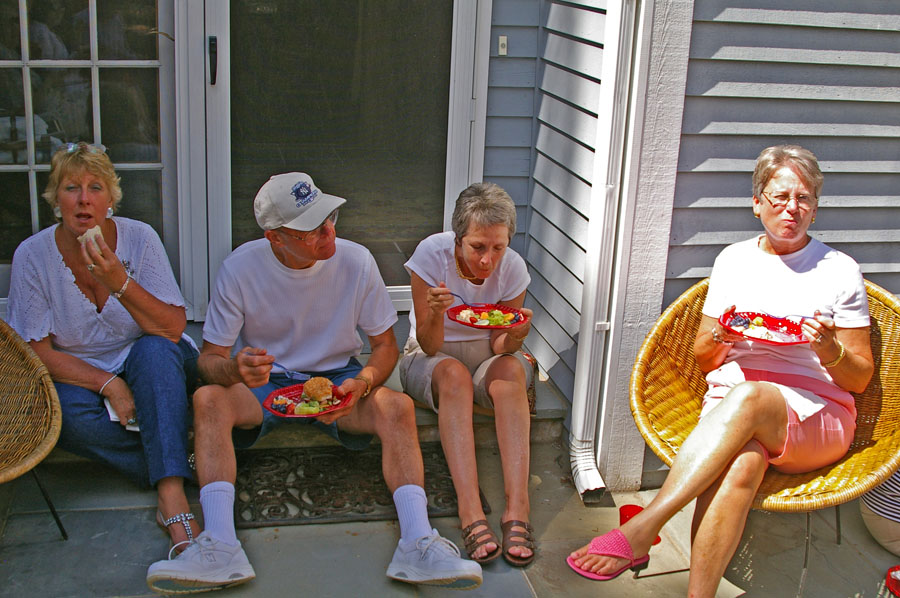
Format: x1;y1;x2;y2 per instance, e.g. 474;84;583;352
1;435;897;598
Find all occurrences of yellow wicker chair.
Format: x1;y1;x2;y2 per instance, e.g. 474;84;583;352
0;317;67;539
630;278;900;592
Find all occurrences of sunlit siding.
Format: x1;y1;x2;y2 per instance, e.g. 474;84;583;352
487;0;604;405
665;2;900;306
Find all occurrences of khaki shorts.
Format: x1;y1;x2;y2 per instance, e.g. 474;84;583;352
399;337;534;412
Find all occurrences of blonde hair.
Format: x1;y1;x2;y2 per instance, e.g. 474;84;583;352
42;143;122;214
451;182;517;242
752;145;823;200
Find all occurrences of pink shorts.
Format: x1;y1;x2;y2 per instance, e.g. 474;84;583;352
767;396;855;474
702;368;855;474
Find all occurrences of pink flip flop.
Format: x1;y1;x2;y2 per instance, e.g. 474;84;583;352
566;529;650;581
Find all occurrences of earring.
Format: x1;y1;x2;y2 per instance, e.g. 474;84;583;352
53;205;61;218
811;216;815;223
106;206;114;218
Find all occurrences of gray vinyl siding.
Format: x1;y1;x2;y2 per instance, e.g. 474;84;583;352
486;0;604;404
664;1;900;307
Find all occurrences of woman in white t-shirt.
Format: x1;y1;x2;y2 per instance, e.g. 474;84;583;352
7;142;200;553
400;182;535;566
568;145;875;596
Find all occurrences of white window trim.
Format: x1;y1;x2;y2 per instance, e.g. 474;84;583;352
177;0;492;320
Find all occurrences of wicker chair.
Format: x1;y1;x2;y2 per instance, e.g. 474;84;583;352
0;317;67;539
630;278;900;593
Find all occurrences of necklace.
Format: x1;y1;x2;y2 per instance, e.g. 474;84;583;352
455;255;479;281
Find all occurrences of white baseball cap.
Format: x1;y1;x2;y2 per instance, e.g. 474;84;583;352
253;172;346;231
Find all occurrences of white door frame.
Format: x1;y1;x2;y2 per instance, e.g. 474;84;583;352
177;0;492;320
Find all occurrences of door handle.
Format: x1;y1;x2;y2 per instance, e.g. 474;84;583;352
209;36;217;85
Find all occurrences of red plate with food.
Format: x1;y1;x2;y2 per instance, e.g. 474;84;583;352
262;377;347;418
718;310;808;346
447;304;527;330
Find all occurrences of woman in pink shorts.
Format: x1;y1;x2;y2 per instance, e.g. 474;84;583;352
568;145;875;597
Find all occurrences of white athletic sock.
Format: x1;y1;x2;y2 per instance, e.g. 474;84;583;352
393;484;433;543
199;481;239;546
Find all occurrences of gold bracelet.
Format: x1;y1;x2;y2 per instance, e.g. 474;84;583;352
353;375;372;398
822;340;846;368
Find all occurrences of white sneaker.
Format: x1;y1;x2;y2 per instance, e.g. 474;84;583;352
146;531;256;594
386;529;483;590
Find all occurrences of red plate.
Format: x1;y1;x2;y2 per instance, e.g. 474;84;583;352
262;383;347;418
719;310;808;346
446;303;527;329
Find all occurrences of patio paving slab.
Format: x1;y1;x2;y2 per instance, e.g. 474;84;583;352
2;440;897;597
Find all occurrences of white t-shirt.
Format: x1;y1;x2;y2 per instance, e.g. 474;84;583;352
702;235;869;405
7;217;187;372
404;231;530;343
203;238;397;373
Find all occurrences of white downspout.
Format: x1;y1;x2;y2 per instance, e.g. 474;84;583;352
568;0;635;498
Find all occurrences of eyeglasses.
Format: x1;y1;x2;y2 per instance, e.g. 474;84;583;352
761;191;815;210
64;142;107;155
279;209;339;242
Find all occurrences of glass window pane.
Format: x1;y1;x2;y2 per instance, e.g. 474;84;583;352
0;2;21;59
100;68;160;162
116;170;163;239
31;67;92;162
28;0;89;59
0;172;31;263
97;0;158;60
35;171;57;230
229;0;451;286
0;68;26;165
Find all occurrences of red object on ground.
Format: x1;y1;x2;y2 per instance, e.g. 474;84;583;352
619;504;661;545
887;564;900;597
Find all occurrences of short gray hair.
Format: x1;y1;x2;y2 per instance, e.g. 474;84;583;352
451;182;516;242
752;145;824;200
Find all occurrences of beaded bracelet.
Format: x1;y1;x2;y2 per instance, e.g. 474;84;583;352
822;340;846;368
112;275;131;299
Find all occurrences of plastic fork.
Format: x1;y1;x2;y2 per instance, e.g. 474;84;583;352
447;291;490;310
271;361;310;382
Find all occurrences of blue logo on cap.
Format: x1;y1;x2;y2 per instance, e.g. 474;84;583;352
291;181;318;207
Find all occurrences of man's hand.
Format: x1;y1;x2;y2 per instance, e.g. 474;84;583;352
234;346;275;388
314;378;366;425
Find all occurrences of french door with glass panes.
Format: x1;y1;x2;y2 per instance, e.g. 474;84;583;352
0;0;177;318
201;0;490;315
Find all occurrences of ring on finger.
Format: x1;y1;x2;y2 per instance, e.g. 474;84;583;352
87;263;95;272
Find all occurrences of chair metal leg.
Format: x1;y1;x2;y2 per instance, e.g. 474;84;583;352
30;468;67;540
797;512;810;598
834;504;842;545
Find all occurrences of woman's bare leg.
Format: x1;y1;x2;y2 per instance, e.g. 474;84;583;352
687;442;768;598
486;355;532;559
433;359;497;559
569;381;787;576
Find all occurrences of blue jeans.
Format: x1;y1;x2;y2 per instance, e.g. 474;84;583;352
232;357;373;451
55;335;199;488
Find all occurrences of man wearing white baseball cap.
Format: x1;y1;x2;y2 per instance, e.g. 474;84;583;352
147;173;482;593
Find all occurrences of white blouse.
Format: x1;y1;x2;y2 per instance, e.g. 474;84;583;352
7;217;186;373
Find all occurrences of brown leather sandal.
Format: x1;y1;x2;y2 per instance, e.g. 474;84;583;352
461;519;502;564
500;519;535;567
